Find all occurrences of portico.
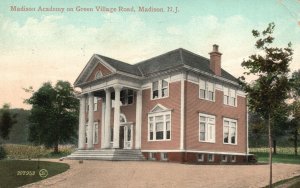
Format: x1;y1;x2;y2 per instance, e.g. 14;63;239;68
77;84;142;150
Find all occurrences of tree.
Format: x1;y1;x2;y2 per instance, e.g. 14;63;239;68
239;23;293;187
25;81;79;153
289;70;300;155
0;104;17;140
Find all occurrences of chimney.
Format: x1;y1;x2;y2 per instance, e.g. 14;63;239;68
209;44;222;76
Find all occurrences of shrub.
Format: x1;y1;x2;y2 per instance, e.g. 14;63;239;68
0;145;6;159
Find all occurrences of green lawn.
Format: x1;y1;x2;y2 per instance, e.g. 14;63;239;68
252;152;300;164
0;160;69;188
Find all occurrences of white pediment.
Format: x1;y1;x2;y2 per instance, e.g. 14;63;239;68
74;54;116;87
150;104;170;113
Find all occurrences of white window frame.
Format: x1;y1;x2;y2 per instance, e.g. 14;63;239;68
93;97;98;111
94;71;103;80
199;79;215;101
93;122;98;144
151;79;169;100
223;118;238;145
231;155;236;163
161;152;168;161
197;153;204;162
149;152;155;160
199;113;216;143
148;111;171;141
221;155;228;162
208;154;214;162
223;87;237;107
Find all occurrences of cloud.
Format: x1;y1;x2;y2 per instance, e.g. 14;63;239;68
0;13;299;108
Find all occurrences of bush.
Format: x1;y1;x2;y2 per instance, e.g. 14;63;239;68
2;144;75;159
0;145;6;159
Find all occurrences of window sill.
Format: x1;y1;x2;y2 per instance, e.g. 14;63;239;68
199;98;215;102
199;140;215;144
223;143;237;146
151;96;169;100
223;104;237;107
148;139;171;142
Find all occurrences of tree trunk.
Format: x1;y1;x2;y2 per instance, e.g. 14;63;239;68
295;129;298;156
54;142;59;153
268;114;272;188
273;140;276;155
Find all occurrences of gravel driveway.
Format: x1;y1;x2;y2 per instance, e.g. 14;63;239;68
24;159;300;188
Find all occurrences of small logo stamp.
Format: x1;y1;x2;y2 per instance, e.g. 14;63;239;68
39;169;48;178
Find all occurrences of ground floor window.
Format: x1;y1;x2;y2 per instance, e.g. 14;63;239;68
149;152;155;160
199;113;215;143
197;154;204;162
110;127;113;142
93;122;98;144
161;153;168;161
85;124;88;144
148;112;171;141
231;156;236;163
221;155;228;162
223;118;237;144
208;154;214;162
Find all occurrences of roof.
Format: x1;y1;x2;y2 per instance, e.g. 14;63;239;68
96;48;238;83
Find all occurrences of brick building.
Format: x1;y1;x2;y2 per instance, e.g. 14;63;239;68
69;45;250;163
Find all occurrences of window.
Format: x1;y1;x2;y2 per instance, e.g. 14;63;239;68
85;124;88;144
110;127;114;142
149;152;155;160
231;156;236;163
199;79;214;101
119;89;134;106
95;71;103;79
85;98;89;112
93;122;98;144
197;154;204;162
222;155;228;162
223;87;236;106
223;118;237;144
93;97;98;111
161;153;168;161
148;112;171;141
152;80;169;99
199;113;215;143
208;154;214;162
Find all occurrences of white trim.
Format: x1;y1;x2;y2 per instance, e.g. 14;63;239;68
223;117;238;145
180;72;185;150
141;149;252;156
150;104;169;112
246;106;249;154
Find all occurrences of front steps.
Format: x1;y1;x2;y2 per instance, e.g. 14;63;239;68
67;149;145;161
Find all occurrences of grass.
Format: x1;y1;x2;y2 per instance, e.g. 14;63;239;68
2;144;75;159
251;152;300;164
0;160;69;187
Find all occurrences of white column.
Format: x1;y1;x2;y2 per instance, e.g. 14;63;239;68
135;90;142;149
113;85;122;148
78;95;86;150
104;88;111;148
101;98;106;149
87;92;94;149
180;72;186;150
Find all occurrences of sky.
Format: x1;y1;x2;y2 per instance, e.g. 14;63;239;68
1;0;300;109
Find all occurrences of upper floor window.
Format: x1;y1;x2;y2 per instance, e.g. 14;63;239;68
199;79;214;101
152;80;169;99
223;87;236;106
148;104;171;141
223;118;237;145
199;113;215;143
120;89;134;105
94;71;103;80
